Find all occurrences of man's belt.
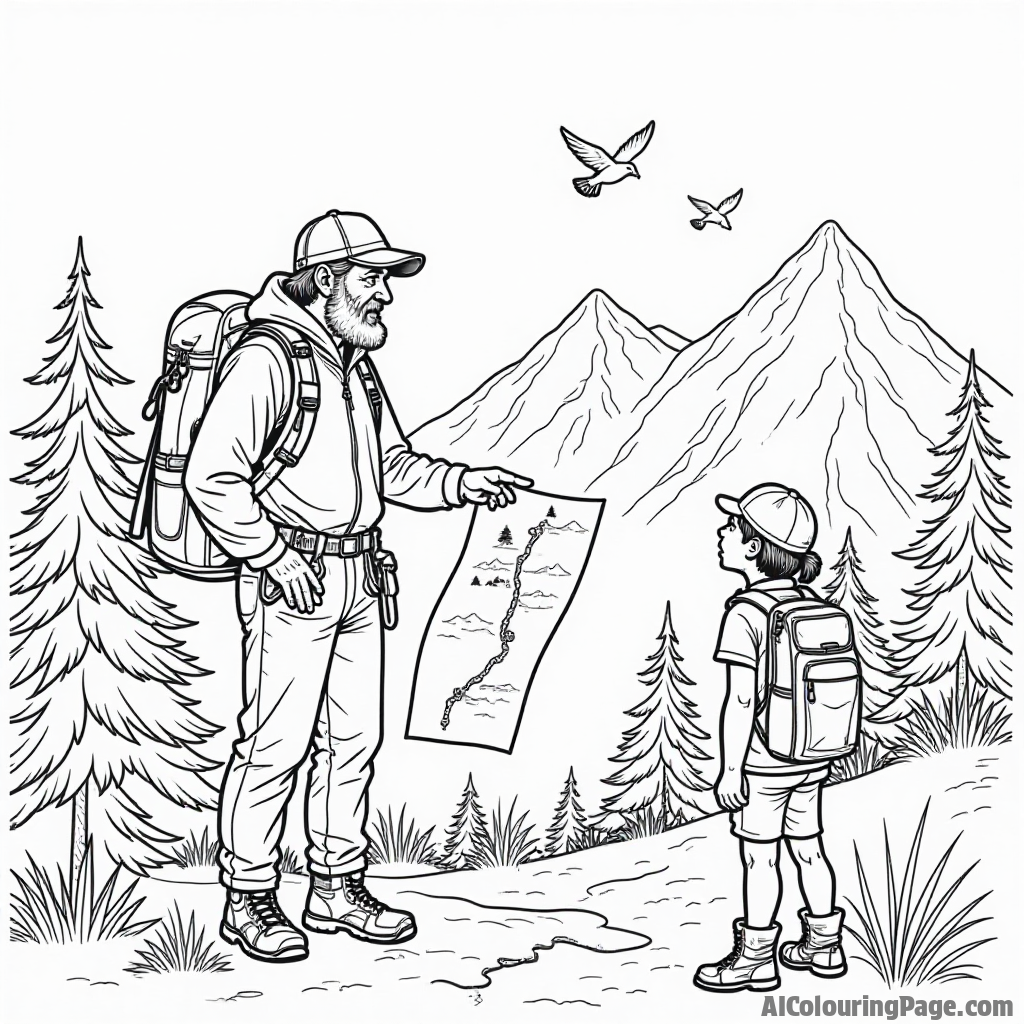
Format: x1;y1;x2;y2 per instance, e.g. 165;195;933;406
277;526;379;558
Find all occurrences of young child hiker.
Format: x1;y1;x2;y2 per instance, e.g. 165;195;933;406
694;483;849;993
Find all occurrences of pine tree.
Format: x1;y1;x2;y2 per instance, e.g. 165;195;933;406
823;527;898;716
471;576;481;586
546;505;557;519
9;239;221;878
892;350;1012;702
498;525;513;546
441;773;488;870
545;767;588;856
601;602;712;828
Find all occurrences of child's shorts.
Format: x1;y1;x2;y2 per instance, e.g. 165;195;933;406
730;770;828;842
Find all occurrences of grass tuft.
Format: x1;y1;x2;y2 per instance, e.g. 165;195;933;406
844;801;994;986
280;846;307;875
829;734;899;784
367;805;442;867
474;797;541;868
171;827;220;868
10;843;158;943
125;902;232;975
894;686;1011;759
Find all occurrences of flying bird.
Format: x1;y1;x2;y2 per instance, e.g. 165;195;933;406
559;120;655;198
688;189;744;230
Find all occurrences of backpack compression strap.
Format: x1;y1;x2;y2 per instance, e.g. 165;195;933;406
240;323;321;496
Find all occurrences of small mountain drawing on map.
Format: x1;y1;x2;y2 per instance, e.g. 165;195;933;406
519;601;554;611
521;590;557;599
473;559;514;571
547;521;588;533
524;564;571;577
440;613;495;636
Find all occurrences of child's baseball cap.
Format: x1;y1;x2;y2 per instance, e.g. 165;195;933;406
716;483;817;554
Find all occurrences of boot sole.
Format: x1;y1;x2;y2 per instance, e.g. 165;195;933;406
219;922;308;963
693;975;780;993
780;958;848;978
302;912;417;945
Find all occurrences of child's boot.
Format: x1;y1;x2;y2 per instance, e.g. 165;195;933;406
780;908;847;977
693;918;781;992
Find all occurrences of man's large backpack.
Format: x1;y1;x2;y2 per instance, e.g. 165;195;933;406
129;291;381;580
729;588;862;763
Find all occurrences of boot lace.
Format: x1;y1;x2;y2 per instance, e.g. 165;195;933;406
712;931;744;970
244;891;290;931
343;872;387;917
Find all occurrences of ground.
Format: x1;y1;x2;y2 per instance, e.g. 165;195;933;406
6;748;1011;1024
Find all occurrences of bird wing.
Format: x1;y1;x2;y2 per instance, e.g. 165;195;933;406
688;195;714;215
560;127;613;172
717;188;743;214
613;119;655;162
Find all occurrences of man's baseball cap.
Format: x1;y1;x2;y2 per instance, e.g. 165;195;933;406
294;210;425;276
715;483;818;554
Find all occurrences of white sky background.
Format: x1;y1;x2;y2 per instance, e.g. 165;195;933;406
2;0;1023;971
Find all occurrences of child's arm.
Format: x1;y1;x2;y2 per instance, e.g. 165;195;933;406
716;662;756;810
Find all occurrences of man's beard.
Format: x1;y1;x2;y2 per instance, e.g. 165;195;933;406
324;275;387;351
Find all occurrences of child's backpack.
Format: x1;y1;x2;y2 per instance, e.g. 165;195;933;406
129;290;381;581
728;588;862;762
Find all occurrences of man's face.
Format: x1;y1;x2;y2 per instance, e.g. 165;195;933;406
717;515;757;574
324;266;392;350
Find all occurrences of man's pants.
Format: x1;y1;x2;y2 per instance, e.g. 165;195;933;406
218;555;383;892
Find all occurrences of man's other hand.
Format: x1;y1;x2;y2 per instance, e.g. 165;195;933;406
267;549;324;614
715;770;749;812
460;467;534;510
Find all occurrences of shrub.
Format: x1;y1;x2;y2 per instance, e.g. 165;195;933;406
894;685;1011;759
844;801;994;986
828;734;899;784
126;903;232;975
367;805;442;868
10;843;157;943
474;798;541;868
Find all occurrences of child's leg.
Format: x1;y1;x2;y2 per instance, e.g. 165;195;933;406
785;836;836;915
741;839;783;928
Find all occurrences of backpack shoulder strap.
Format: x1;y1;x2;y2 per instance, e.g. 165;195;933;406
239;322;321;495
355;357;383;432
726;590;781;616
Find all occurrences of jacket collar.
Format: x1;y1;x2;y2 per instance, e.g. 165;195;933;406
247;273;368;374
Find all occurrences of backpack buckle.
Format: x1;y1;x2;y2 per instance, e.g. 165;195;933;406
292;342;312;359
274;447;299;467
297;382;319;411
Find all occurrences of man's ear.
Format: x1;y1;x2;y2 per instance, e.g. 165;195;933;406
313;264;334;299
744;538;761;562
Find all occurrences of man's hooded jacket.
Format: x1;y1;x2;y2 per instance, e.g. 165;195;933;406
185;274;467;569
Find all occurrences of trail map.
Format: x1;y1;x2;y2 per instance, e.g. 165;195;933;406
406;489;604;752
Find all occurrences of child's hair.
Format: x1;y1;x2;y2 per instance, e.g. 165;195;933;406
736;515;822;583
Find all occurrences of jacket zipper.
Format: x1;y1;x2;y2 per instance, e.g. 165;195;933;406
342;368;362;535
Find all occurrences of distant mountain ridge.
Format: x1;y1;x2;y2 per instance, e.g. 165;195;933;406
414;221;1007;546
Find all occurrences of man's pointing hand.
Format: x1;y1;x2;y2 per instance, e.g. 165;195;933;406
460;467;534;510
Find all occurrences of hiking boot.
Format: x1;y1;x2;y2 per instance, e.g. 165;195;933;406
693;918;781;992
303;871;417;944
780;908;847;977
220;889;308;963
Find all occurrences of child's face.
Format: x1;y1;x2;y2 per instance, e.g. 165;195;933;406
717;515;753;574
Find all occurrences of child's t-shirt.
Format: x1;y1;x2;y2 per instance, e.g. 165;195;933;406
714;578;830;780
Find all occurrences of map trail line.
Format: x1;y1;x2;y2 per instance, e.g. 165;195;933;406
440;518;549;730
